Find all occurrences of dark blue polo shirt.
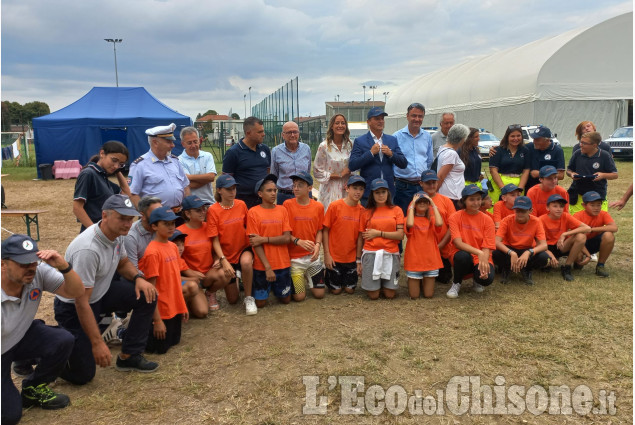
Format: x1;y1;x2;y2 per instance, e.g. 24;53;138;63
525;141;566;191
567;148;617;200
222;138;271;198
462;147;482;182
73;162;121;224
489;145;530;174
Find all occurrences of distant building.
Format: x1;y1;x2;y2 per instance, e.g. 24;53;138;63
296;115;326;146
325;101;385;123
194;114;242;147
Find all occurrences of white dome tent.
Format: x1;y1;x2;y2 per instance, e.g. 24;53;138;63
385;12;633;146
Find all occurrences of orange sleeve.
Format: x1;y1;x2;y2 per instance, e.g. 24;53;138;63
482;213;496;250
206;207;219;237
448;211;462;242
178;258;189;272
139;248;160;279
281;207;293;233
496;215;511;240
246;208;259;236
493;202;502;223
534;217;546;241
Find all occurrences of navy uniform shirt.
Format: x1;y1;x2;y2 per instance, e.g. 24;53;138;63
463;147;482;182
222;138;271;198
74;162;122;224
489;145;530;174
525;141;566;191
128;150;190;209
567;148;617;200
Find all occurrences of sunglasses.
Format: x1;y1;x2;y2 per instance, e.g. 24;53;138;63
507;124;522;131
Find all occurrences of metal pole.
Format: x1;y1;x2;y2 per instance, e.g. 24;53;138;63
104;39;122;87
363;85;366;104
249;87;252;115
243;94;246;119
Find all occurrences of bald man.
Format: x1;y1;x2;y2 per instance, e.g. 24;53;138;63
270;121;312;204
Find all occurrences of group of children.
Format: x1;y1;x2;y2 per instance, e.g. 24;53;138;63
140;164;618;354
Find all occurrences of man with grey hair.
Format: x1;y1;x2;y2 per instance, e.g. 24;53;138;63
270;121;312;204
128;123;190;210
431;112;456;156
437;124;470;208
178;127;217;204
123;196;163;269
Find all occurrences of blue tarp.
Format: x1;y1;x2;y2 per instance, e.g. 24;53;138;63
33;87;192;173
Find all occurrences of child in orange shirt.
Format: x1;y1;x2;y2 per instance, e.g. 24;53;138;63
283;171;325;301
493;196;549;285
323;175;366;295
539;194;590;281
405;192;444;299
140;207;189;354
527;165;569;217
356;178;404;300
479;194;494;223
447;184;496;298
493;184;522;229
207;174;256;316
573;191;618;277
247;174;293;307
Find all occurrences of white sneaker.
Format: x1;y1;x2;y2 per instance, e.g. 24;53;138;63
473;281;485;293
590;253;598;262
244;296;257;316
102;316;123;345
446;283;461;299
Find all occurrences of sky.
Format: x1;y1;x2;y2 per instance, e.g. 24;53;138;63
1;0;632;122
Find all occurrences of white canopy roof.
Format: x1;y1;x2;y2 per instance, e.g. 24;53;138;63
386;12;633;116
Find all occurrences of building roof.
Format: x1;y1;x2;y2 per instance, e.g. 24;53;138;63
196;114;230;122
325;101;385;108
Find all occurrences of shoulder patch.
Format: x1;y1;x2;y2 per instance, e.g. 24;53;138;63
133;156;145;164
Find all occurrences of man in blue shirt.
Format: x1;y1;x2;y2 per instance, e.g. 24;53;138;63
222;117;271;209
349;107;408;204
525;126;565;193
392;102;433;215
178;127;216;205
270;121;312;204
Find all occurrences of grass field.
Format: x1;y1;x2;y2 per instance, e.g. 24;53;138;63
1;154;632;424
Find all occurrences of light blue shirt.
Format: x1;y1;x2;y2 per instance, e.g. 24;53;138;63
128;150;190;208
178;150;216;204
393;125;433;181
270;142;312;190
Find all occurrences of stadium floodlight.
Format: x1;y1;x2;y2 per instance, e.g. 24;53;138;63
104;38;123;87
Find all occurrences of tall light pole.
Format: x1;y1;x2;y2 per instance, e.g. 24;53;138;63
369;85;377;106
362;85;366;104
337;94;340;102
249;87;252;115
243;94;247;119
104;38;122;87
383;91;389;104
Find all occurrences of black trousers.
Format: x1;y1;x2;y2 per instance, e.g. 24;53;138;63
54;277;156;385
452;250;495;285
492;248;550;272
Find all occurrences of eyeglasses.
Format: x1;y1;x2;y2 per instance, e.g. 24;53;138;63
579;141;594;146
283;131;299;135
507;124;522;131
109;156;126;168
407;103;425;112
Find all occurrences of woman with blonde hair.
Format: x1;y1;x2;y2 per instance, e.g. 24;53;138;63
313;114;354;210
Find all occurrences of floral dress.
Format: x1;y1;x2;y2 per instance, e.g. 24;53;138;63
313;140;354;211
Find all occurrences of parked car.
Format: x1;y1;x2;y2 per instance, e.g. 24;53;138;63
521;125;561;146
605;126;633;159
423;126;438;136
477;131;500;160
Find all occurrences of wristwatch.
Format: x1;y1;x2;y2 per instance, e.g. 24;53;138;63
528;249;535;257
133;273;144;283
58;262;73;274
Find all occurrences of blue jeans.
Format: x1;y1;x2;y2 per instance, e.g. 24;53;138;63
393;179;421;216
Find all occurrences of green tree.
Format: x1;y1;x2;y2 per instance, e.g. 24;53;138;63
231;113;240;120
200;109;218;117
22;101;50;124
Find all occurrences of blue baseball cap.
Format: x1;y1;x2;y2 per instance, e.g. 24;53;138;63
501;183;522;195
290;170;313;186
215;174;238;189
254;173;278;194
513;196;532;210
102;194;141;216
414;191;431;203
370;178;389;191
347;175;366;186
1;234;39;263
539;165;558;178
547;194;567;205
182;195;205;210
367;107;388;120
461;184;485;199
420;169;439;182
149;206;179;224
529;125;552;139
582;191;603;203
168;229;188;241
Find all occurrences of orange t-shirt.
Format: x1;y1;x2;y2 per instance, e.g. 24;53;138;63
358;206;404;253
493;201;515;225
448;210;496;265
431;193;456;258
176;223;213;273
246;205;292;271
206;200;250;264
481;209;495;223
139;240;188;320
404;215;444;272
323;198;364;263
496;215;546;249
539;213;583;245
283;198;324;259
527;185;569;217
573;210;614;240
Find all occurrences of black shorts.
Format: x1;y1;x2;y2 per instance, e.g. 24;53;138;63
548;244;565;259
145;315;182;355
229;246;253;271
585;233;604;255
325;261;358;290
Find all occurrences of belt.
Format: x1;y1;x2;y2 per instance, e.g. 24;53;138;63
278;188;294;194
500;173;521;178
395;177;420;185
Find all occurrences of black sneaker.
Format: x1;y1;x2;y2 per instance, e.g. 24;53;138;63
12;361;34;377
116;354;159;373
561;265;574;281
21;383;70;410
521;269;534;285
595;265;609;278
500;270;511;284
573;262;584;270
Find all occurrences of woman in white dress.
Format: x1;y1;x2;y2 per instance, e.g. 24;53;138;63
436;124;470;209
313;114;354;210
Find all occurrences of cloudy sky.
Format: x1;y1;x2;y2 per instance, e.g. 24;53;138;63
1;0;631;121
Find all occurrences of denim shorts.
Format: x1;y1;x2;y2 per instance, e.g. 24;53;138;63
405;269;440;279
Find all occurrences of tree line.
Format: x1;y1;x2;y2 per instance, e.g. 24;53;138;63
1;101;51;131
196;109;240;120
